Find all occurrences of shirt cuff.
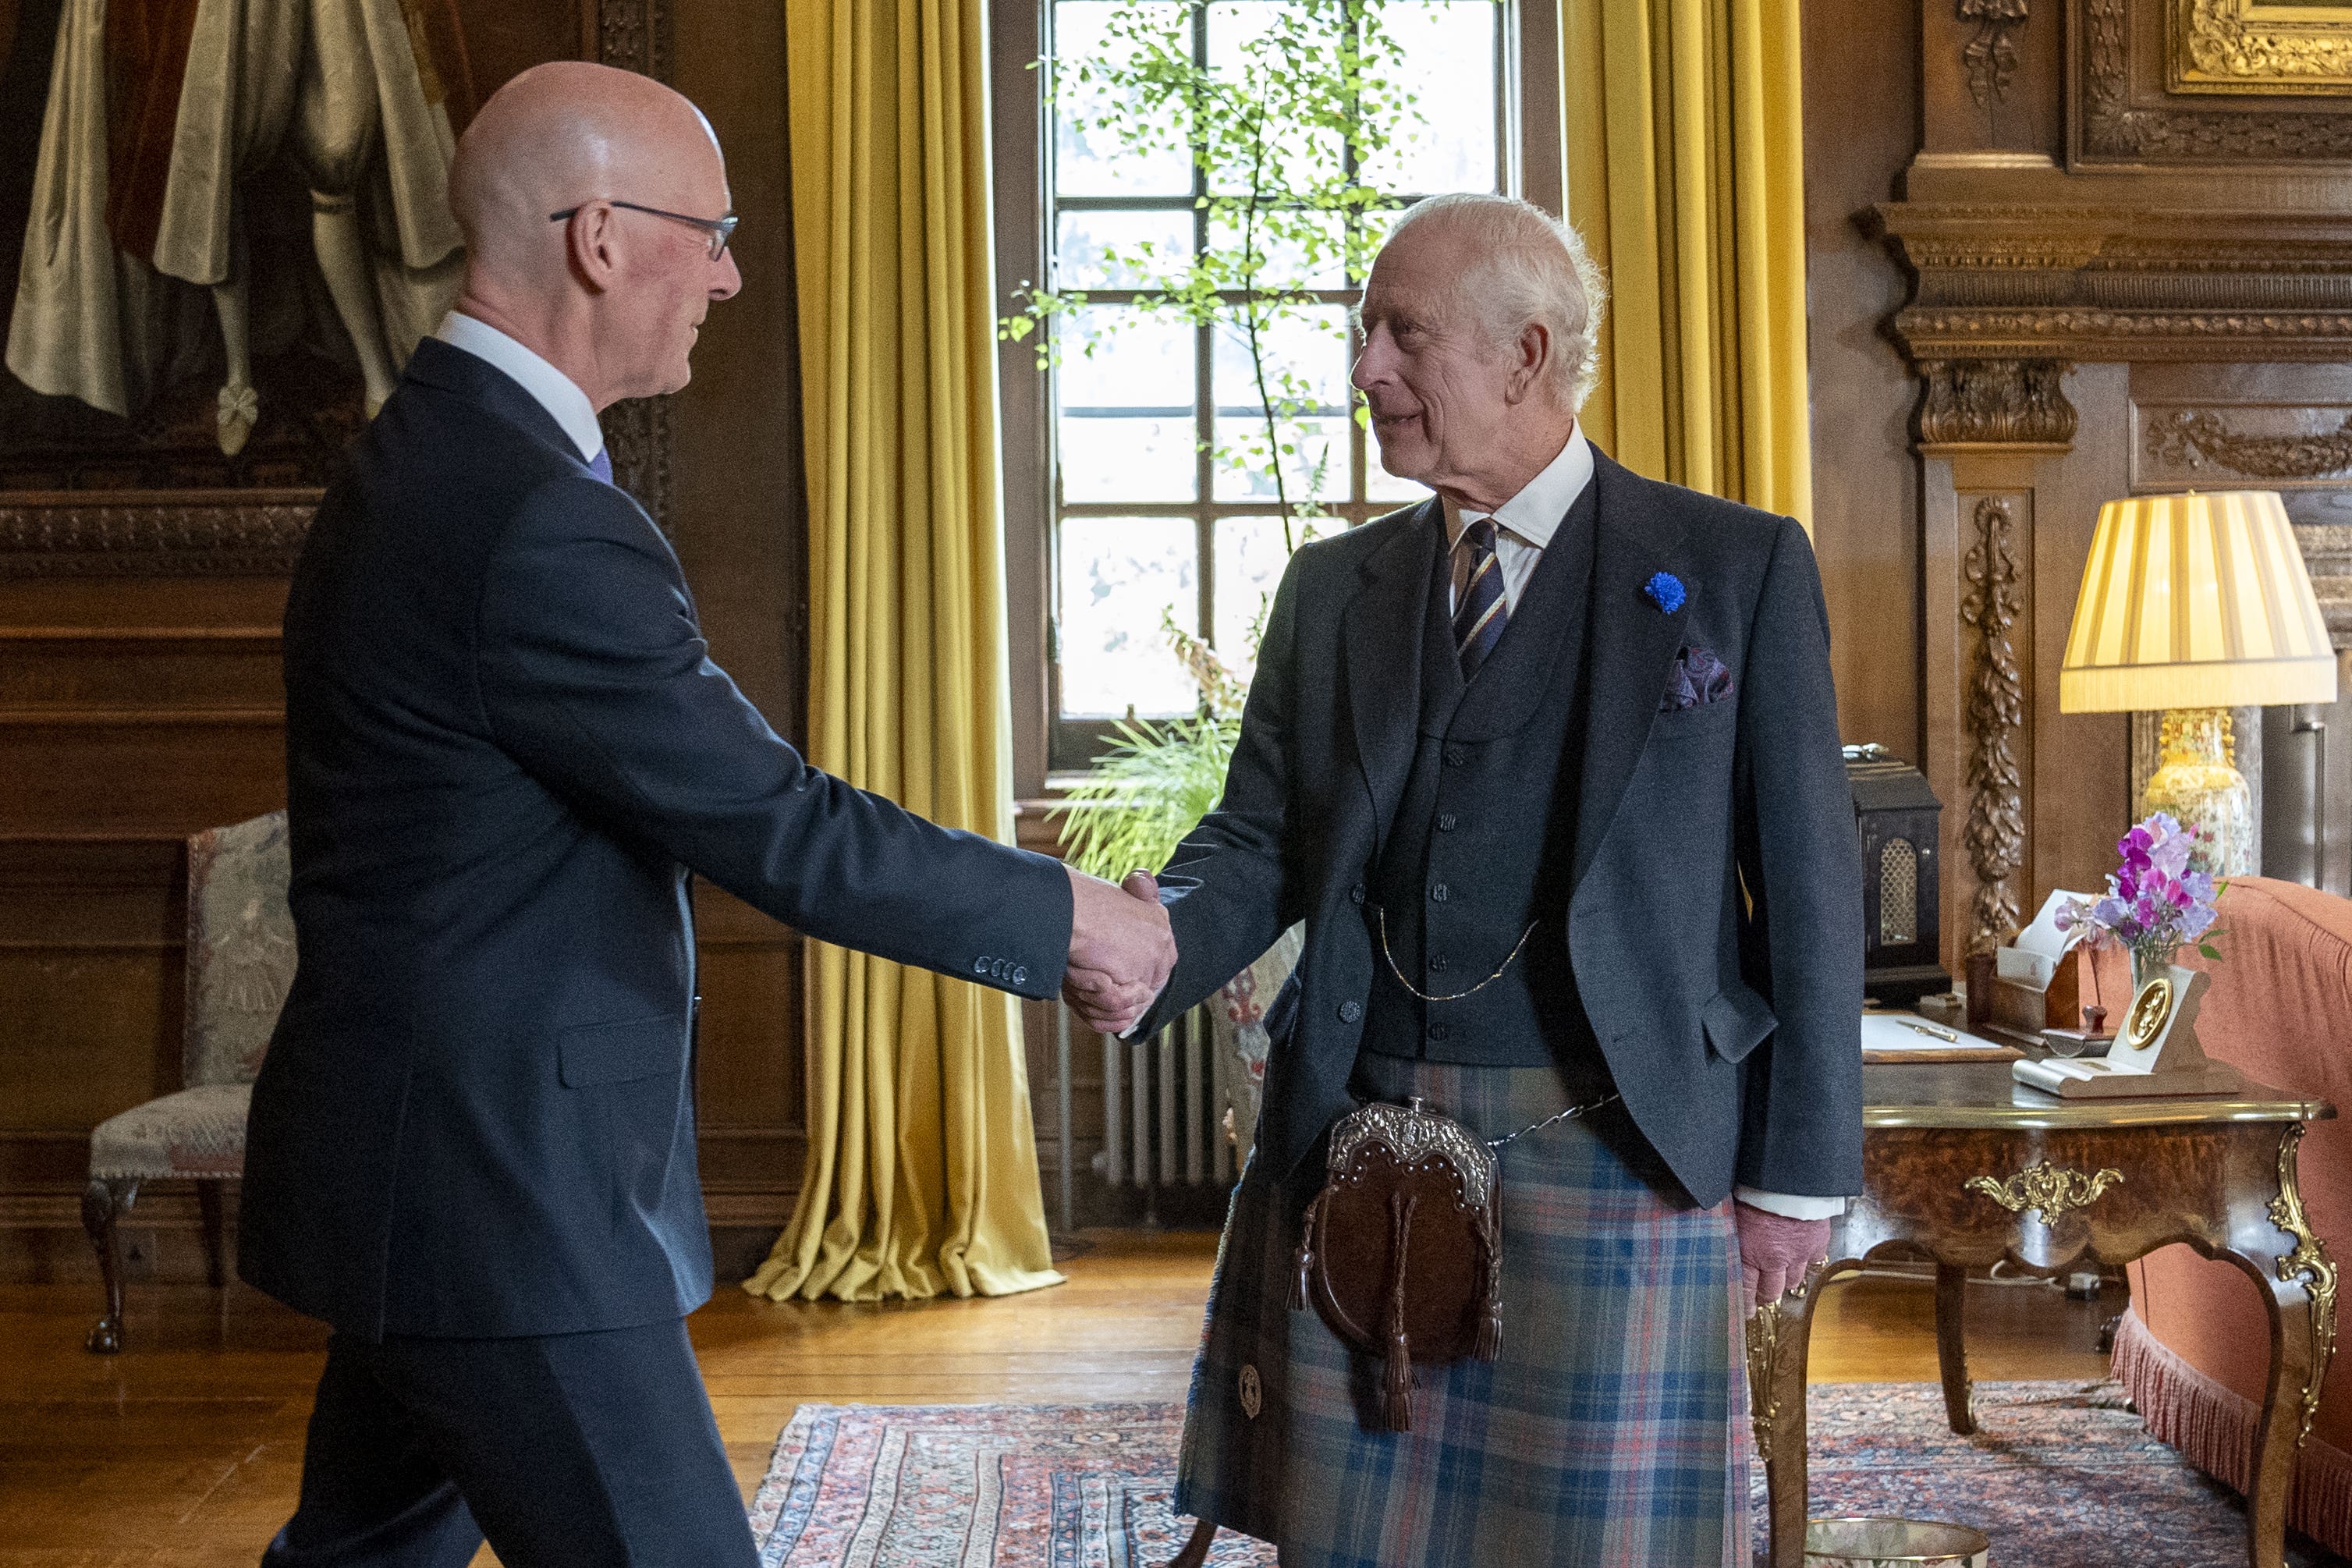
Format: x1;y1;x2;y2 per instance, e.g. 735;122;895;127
1733;1187;1849;1221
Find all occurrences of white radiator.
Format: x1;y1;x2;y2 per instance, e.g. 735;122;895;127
1092;1005;1236;1194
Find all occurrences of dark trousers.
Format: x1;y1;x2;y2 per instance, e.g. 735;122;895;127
262;1316;757;1568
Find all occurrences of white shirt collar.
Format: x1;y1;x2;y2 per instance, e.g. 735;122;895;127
431;313;606;465
1441;426;1594;552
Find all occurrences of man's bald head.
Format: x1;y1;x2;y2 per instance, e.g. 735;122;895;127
449;62;721;282
445;62;740;408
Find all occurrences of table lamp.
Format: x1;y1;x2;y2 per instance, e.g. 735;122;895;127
2060;490;2337;874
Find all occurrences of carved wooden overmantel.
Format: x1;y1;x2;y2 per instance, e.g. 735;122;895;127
1873;0;2352;969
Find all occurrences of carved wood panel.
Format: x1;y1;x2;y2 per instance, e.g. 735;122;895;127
2074;0;2352;162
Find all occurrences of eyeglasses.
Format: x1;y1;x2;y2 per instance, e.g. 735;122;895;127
549;200;740;261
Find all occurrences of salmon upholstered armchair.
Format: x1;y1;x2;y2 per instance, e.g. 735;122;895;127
81;811;294;1352
2113;875;2352;1555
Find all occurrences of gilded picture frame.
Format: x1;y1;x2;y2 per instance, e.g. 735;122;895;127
2173;0;2352;94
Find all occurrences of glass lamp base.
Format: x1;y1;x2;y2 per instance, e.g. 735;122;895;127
2141;706;2255;876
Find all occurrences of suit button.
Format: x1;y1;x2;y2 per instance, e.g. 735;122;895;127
1437;813;1458;832
1430;883;1449;903
992;959;1009;979
1430;954;1449;974
1428;1023;1451;1042
1444;744;1467;767
1012;966;1028;986
1338;1000;1363;1023
973;957;990;975
1350;882;1366;906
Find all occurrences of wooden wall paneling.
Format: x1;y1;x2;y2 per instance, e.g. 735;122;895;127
1802;0;1927;766
2024;363;2132;906
1921;0;2063;161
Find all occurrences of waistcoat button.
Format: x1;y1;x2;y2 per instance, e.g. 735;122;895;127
1350;882;1366;906
1437;813;1458;832
1430;882;1449;903
1338;1000;1364;1023
1444;744;1467;767
1428;1023;1451;1042
1430;954;1449;973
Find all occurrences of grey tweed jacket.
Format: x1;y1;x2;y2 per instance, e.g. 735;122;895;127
1130;449;1864;1208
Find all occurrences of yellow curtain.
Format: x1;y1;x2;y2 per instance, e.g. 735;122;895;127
1560;0;1813;527
747;0;1062;1303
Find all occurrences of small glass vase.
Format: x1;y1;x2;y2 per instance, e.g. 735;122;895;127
2130;943;2178;995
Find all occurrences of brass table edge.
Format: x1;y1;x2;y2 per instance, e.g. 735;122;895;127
1865;1099;2336;1130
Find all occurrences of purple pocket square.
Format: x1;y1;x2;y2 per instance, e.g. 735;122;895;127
1660;645;1734;712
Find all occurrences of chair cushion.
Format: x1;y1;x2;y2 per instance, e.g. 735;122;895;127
89;1083;251;1181
183;811;294;1088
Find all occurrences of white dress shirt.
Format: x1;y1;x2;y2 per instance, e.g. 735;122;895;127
431;313;607;466
1434;425;1845;1223
1441;426;1595;615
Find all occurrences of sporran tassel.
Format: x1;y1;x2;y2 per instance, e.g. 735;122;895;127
1378;1190;1418;1431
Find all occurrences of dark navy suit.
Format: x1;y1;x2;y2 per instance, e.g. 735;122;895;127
241;338;1072;1565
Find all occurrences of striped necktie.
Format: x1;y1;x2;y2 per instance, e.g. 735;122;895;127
1453;516;1508;678
589;448;613;484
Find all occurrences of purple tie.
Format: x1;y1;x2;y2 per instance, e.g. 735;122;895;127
589;448;613;484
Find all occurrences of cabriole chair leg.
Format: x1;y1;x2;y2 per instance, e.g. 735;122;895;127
81;1178;139;1353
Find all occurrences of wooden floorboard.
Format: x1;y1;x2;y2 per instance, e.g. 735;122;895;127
0;1231;2120;1564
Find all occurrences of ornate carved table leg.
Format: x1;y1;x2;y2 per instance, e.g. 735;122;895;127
1749;1263;1831;1568
2237;1123;2339;1568
80;1178;138;1354
1935;1262;1976;1435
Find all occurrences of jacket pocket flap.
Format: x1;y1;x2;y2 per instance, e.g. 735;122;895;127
559;1016;683;1087
1702;984;1777;1062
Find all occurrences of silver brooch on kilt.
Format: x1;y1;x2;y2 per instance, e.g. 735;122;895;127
1239;1364;1262;1419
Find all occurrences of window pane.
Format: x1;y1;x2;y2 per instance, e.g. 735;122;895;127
1214;515;1337;683
1060;516;1200;718
1207;210;1345;291
1214;415;1350;503
1053;2;1194;197
1213;305;1350;502
1055;209;1196;289
1059;308;1197;502
1206;3;1346;197
1358;2;1497;195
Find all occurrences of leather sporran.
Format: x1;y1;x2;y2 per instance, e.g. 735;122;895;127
1290;1096;1502;1431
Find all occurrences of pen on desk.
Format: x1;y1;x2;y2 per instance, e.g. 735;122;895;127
1905;1021;1959;1043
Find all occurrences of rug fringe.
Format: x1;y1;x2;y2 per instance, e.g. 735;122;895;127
2111;1307;2352;1557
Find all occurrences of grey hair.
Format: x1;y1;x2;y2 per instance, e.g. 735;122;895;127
1382;193;1608;413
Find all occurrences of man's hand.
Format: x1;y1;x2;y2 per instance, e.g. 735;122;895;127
1733;1201;1832;1319
1063;868;1174;1036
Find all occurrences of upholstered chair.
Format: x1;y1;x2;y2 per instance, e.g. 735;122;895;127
82;811;294;1353
2112;875;2352;1556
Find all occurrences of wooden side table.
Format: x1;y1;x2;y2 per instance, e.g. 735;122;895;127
1748;1062;2339;1568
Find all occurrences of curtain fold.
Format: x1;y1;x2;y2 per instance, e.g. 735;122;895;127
1560;0;1812;527
747;0;1062;1304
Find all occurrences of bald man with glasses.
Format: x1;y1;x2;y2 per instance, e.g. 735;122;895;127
237;61;1173;1568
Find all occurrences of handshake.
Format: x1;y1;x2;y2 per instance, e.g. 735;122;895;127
1062;866;1177;1037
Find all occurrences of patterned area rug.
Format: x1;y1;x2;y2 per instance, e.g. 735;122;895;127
749;1383;2306;1568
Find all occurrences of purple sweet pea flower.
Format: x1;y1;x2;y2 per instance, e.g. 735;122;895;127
2063;812;2224;970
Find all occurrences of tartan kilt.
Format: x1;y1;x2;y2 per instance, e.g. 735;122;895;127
1174;1054;1752;1568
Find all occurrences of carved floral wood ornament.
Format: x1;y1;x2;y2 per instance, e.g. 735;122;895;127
1960;496;2027;956
1964;1160;2126;1221
2145;409;2352;480
1962;0;2033;106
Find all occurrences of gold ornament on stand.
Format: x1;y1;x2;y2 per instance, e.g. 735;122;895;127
2059;491;2337;875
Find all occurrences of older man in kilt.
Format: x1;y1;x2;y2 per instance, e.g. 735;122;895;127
1087;194;1864;1566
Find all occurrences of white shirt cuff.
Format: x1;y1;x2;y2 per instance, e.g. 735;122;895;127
1733;1186;1849;1220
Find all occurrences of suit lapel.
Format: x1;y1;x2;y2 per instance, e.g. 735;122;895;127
1571;453;1692;892
1343;500;1442;843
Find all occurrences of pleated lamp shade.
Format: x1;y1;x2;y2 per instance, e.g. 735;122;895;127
2059;490;2338;714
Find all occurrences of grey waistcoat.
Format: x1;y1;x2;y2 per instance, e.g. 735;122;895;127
1358;483;1609;1086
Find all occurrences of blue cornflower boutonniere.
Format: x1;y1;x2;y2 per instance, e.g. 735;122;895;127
1644;571;1687;614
